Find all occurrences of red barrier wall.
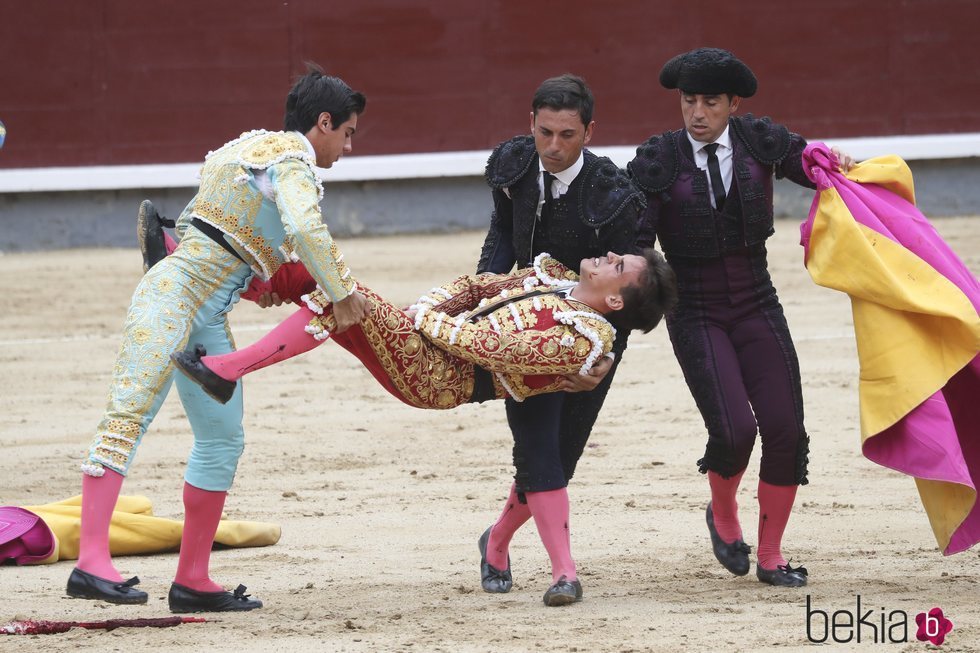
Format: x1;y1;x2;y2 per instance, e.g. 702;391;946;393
1;0;976;168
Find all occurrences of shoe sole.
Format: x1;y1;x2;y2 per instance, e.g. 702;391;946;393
169;603;263;613
66;588;148;605
170;352;233;404
136;200;161;274
543;593;580;607
137;199;170;273
712;551;750;576
136;204;151;274
757;574;808;588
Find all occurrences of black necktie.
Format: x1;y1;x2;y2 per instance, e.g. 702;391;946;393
703;142;727;210
542;172;556;211
528;171;556;266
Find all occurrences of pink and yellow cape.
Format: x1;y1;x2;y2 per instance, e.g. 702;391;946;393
800;143;980;554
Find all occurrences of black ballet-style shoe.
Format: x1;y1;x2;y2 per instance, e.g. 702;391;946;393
757;562;808;587
542;575;583;607
171;344;237;404
137;199;173;273
168;582;263;613
66;567;148;604
706;503;751;576
478;526;512;593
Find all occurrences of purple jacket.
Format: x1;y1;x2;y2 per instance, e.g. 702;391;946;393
629;115;814;258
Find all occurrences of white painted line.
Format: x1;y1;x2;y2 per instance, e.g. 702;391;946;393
0;328;854;348
627;331;853;349
1;133;977;192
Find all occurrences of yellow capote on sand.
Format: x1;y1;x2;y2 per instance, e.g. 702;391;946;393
800;143;980;554
19;495;281;565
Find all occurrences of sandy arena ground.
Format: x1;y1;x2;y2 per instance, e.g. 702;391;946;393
1;218;979;652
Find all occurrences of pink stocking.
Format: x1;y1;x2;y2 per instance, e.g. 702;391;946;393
708;469;745;543
756;480;799;570
525;488;576;583
173;482;227;593
164;232;178;255
204;306;325;382
76;469;126;581
486;484;532;570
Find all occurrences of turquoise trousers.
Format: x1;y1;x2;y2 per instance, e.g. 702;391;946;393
85;229;253;491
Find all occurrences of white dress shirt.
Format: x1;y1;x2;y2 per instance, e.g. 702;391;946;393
536;151;585;217
502;150;586;213
687;126;733;209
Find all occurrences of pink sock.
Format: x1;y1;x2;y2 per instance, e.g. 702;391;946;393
203;306;325;382
173;482;227;593
76;469;126;581
164;232;178;255
708;469;745;543
757;480;799;570
486;484;532;570
525;488;576;583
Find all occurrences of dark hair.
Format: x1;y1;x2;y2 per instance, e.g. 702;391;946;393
606;248;678;333
532;74;594;126
283;64;366;133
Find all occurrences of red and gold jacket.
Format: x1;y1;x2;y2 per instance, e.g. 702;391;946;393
300;253;616;407
411;253;617;401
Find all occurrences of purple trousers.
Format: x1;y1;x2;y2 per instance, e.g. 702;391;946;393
666;246;809;486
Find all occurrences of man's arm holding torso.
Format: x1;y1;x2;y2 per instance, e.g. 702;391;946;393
476;188;517;274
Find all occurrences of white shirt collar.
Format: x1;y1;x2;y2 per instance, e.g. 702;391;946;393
539;150;585;188
686;125;732;155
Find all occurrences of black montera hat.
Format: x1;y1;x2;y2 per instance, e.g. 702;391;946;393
659;48;757;98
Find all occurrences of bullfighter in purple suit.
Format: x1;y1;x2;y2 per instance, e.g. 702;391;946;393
628;48;853;587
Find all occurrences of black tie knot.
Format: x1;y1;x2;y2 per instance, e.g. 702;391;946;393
704;142;719;156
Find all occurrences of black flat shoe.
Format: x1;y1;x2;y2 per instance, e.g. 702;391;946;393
542;575;582;607
478;526;512;593
137;199;172;273
168;582;263;613
757;563;808;587
171;344;237;404
66;567;148;604
706;503;751;576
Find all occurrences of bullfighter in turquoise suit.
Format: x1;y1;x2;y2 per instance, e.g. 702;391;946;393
67;69;370;614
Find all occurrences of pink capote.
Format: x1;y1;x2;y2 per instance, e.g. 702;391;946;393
800;142;980;554
0;506;55;565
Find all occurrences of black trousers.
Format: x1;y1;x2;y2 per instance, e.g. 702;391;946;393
506;355;622;494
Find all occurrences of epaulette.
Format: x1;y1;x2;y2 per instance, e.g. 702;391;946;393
731;114;792;165
576;156;646;228
485;135;537;189
627;132;678;194
534;255;579;285
236;131;315;170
